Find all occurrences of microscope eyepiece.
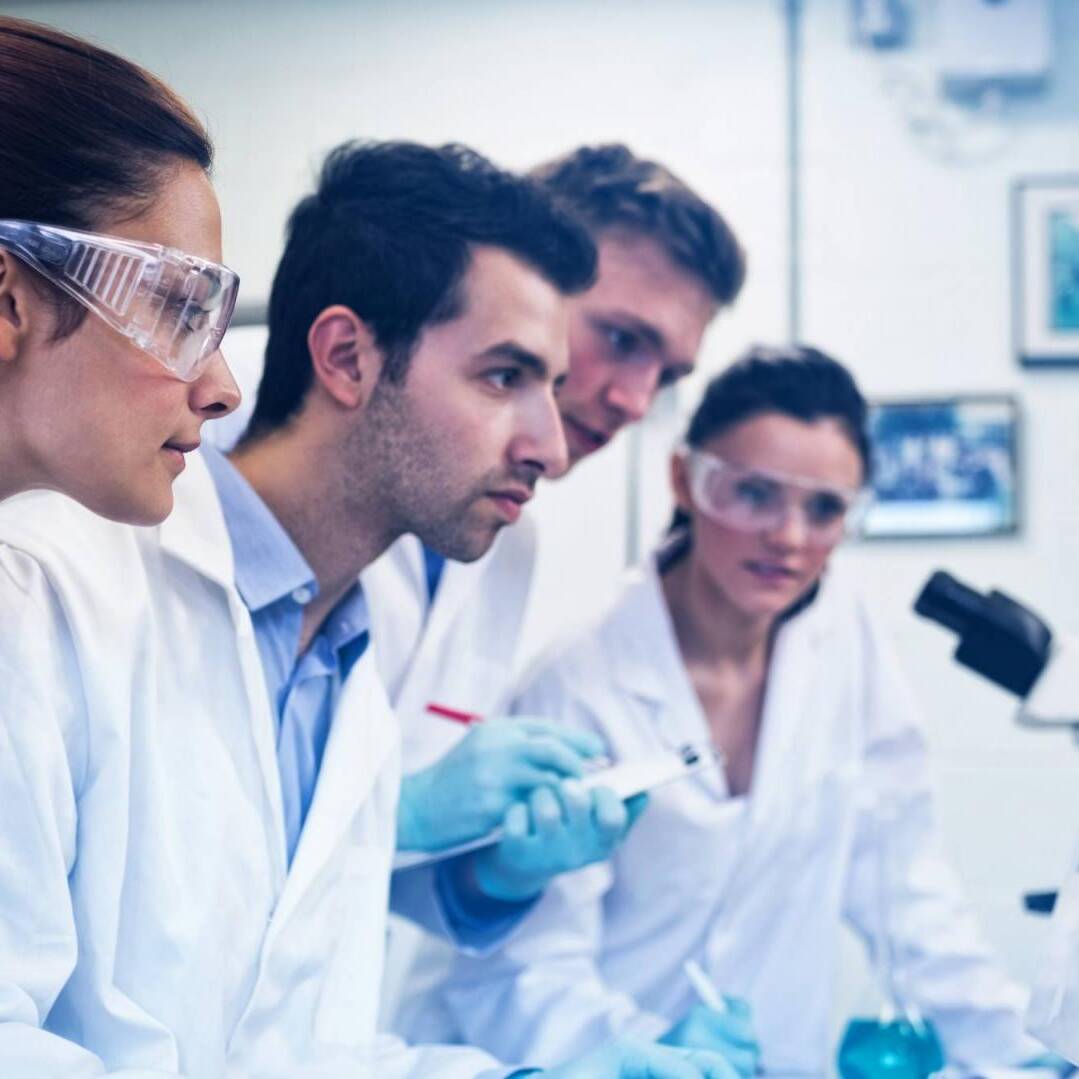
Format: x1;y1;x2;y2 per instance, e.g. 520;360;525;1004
914;571;1053;698
914;571;986;638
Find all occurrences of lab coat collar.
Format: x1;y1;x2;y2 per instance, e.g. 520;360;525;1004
608;555;847;823
363;515;536;704
200;445;317;613
158;451;291;887
421;517;535;648
604;561;686;706
158;449;237;590
270;649;398;930
607;554;845;707
159;451;399;920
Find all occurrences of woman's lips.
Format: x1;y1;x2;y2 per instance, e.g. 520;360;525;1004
743;560;799;584
161;439;199;474
161;446;187;473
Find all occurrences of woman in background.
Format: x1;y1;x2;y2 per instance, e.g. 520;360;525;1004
0;16;239;524
442;346;1053;1075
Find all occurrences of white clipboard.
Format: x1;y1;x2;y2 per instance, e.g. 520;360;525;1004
393;742;719;872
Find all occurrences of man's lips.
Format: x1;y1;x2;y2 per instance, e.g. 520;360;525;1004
487;486;532;523
563;415;611;454
163;439;200;454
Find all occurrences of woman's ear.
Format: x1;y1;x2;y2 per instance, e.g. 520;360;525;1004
670;449;694;515
306;304;384;410
0;250;31;366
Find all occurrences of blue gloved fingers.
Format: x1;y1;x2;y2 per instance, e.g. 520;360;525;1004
545;1040;715;1079
559;778;593;833
591;786;630;841
1020;1053;1076;1075
518;734;596;779
660;1003;760;1076
502;800;531;840
719;996;750;1020
624;792;650;830
623;1043;738;1079
676;1048;744;1079
683;997;752;1039
469;803;542;902
512;719;606;758
701;1042;757;1079
709;1005;757;1053
528;784;566;838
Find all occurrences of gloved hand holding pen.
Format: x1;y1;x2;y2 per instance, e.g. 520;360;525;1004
658;961;760;1077
531;1037;742;1078
660;1002;760;1078
396;716;606;852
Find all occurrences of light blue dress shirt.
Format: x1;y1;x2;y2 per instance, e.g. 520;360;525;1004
204;449;530;956
204;447;370;865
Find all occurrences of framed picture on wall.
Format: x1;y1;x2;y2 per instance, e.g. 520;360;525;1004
861;396;1019;540
1013;175;1079;366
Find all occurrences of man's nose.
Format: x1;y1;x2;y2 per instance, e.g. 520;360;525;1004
514;393;570;480
603;364;660;425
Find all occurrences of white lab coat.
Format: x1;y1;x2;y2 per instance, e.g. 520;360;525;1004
438;557;1045;1074
0;454;509;1079
362;520;539;771
361;524;538;1037
1027;831;1079;1064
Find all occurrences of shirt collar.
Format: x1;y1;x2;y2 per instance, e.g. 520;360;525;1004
202;445;318;614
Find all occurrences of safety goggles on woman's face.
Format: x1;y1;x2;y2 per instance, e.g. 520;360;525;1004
0;219;239;382
681;445;868;547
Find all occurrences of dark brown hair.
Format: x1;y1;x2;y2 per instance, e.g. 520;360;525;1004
248;140;596;438
669;344;872;536
531;143;746;308
0;17;214;333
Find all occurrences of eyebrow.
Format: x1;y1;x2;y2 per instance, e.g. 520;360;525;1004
475;341;551;379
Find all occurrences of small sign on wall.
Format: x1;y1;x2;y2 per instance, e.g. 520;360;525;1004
1013;176;1079;367
862;396;1019;540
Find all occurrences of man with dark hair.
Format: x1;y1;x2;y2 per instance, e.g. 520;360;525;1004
374;145;752;1064
239;142;645;903
0;136;733;1079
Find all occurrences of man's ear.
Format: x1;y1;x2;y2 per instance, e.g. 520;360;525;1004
306;305;384;410
0;250;31;366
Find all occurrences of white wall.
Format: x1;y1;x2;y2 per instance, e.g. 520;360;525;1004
13;0;1079;1056
797;0;1079;1022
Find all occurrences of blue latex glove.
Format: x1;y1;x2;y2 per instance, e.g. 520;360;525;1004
472;780;649;901
539;1037;742;1078
660;1001;761;1078
397;718;604;852
1022;1052;1077;1075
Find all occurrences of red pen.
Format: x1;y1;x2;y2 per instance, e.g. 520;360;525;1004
426;702;483;726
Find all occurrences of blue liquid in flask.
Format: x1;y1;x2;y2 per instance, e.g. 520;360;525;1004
838;1016;944;1079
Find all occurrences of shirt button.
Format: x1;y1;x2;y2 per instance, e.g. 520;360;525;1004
292;586;313;605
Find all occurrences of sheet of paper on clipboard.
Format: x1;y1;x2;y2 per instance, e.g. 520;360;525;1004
393;742;719;872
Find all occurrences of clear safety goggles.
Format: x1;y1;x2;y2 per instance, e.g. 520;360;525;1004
681;445;868;547
0;219;239;381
